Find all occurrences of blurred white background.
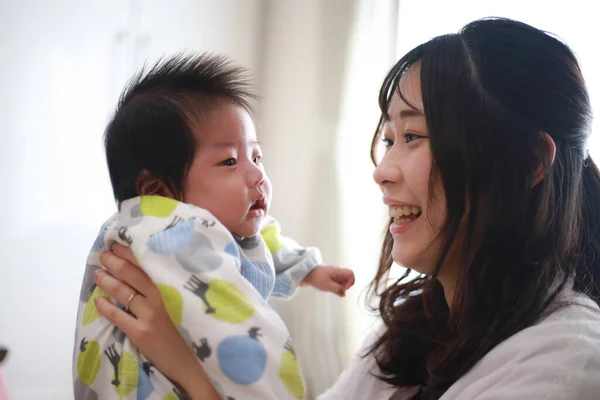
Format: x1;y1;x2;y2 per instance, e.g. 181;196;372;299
0;0;597;399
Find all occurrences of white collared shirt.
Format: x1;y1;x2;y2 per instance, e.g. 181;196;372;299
318;290;600;400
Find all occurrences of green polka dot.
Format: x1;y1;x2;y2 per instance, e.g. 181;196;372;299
77;340;101;386
113;351;139;397
279;345;305;399
139;196;179;218
260;224;284;253
163;394;178;400
205;279;255;324
82;286;110;326
158;284;183;326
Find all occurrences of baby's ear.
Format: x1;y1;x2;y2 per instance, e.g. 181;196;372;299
136;169;177;199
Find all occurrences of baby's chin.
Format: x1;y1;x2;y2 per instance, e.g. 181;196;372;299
231;229;260;238
229;221;262;239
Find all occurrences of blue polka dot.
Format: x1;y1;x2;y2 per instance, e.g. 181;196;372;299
175;232;223;272
147;219;194;254
217;332;267;385
136;364;154;400
224;242;241;270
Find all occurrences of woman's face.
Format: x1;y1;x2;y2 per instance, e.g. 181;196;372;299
373;67;447;275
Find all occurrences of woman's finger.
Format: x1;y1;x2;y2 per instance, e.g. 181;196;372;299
94;269;150;318
96;294;216;400
111;243;139;266
94;296;143;337
99;251;160;306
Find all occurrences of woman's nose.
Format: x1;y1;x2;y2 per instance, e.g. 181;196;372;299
373;153;399;188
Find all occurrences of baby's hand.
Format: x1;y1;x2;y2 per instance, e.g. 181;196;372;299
300;265;355;297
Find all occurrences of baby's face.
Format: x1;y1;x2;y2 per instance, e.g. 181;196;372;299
183;104;271;237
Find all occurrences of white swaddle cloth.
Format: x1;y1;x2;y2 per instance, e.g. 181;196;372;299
73;196;305;400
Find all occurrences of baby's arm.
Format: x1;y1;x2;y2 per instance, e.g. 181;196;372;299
260;215;354;298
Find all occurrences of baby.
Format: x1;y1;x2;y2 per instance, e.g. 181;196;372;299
73;53;354;400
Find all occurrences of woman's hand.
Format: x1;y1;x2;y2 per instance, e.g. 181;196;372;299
94;243;221;400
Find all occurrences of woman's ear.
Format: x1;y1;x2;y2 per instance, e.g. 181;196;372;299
532;132;556;187
136;170;176;199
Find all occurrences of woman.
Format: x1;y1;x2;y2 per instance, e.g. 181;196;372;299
93;18;600;399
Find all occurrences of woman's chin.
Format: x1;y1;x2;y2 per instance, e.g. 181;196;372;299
392;250;434;276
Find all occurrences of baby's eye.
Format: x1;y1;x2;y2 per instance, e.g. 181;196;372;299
253;155;262;164
220;158;236;166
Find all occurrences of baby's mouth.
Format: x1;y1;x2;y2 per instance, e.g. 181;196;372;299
249;197;267;213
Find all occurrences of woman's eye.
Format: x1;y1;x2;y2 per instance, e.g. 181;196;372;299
381;137;394;148
221;158;236;166
403;133;421;143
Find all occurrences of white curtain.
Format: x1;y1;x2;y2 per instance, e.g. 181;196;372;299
336;0;400;353
258;0;398;398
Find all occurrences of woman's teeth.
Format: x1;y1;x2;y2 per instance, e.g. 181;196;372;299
389;206;422;224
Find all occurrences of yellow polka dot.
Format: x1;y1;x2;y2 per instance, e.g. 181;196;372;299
158;284;183;326
205;279;255;324
280;346;305;399
139;196;179;218
82;286;110;326
260;224;284;253
114;351;139;397
77;340;101;386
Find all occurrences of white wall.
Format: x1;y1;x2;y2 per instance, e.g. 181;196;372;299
396;0;600;158
0;1;263;398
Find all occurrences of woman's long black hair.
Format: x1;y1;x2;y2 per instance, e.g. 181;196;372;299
367;18;600;398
